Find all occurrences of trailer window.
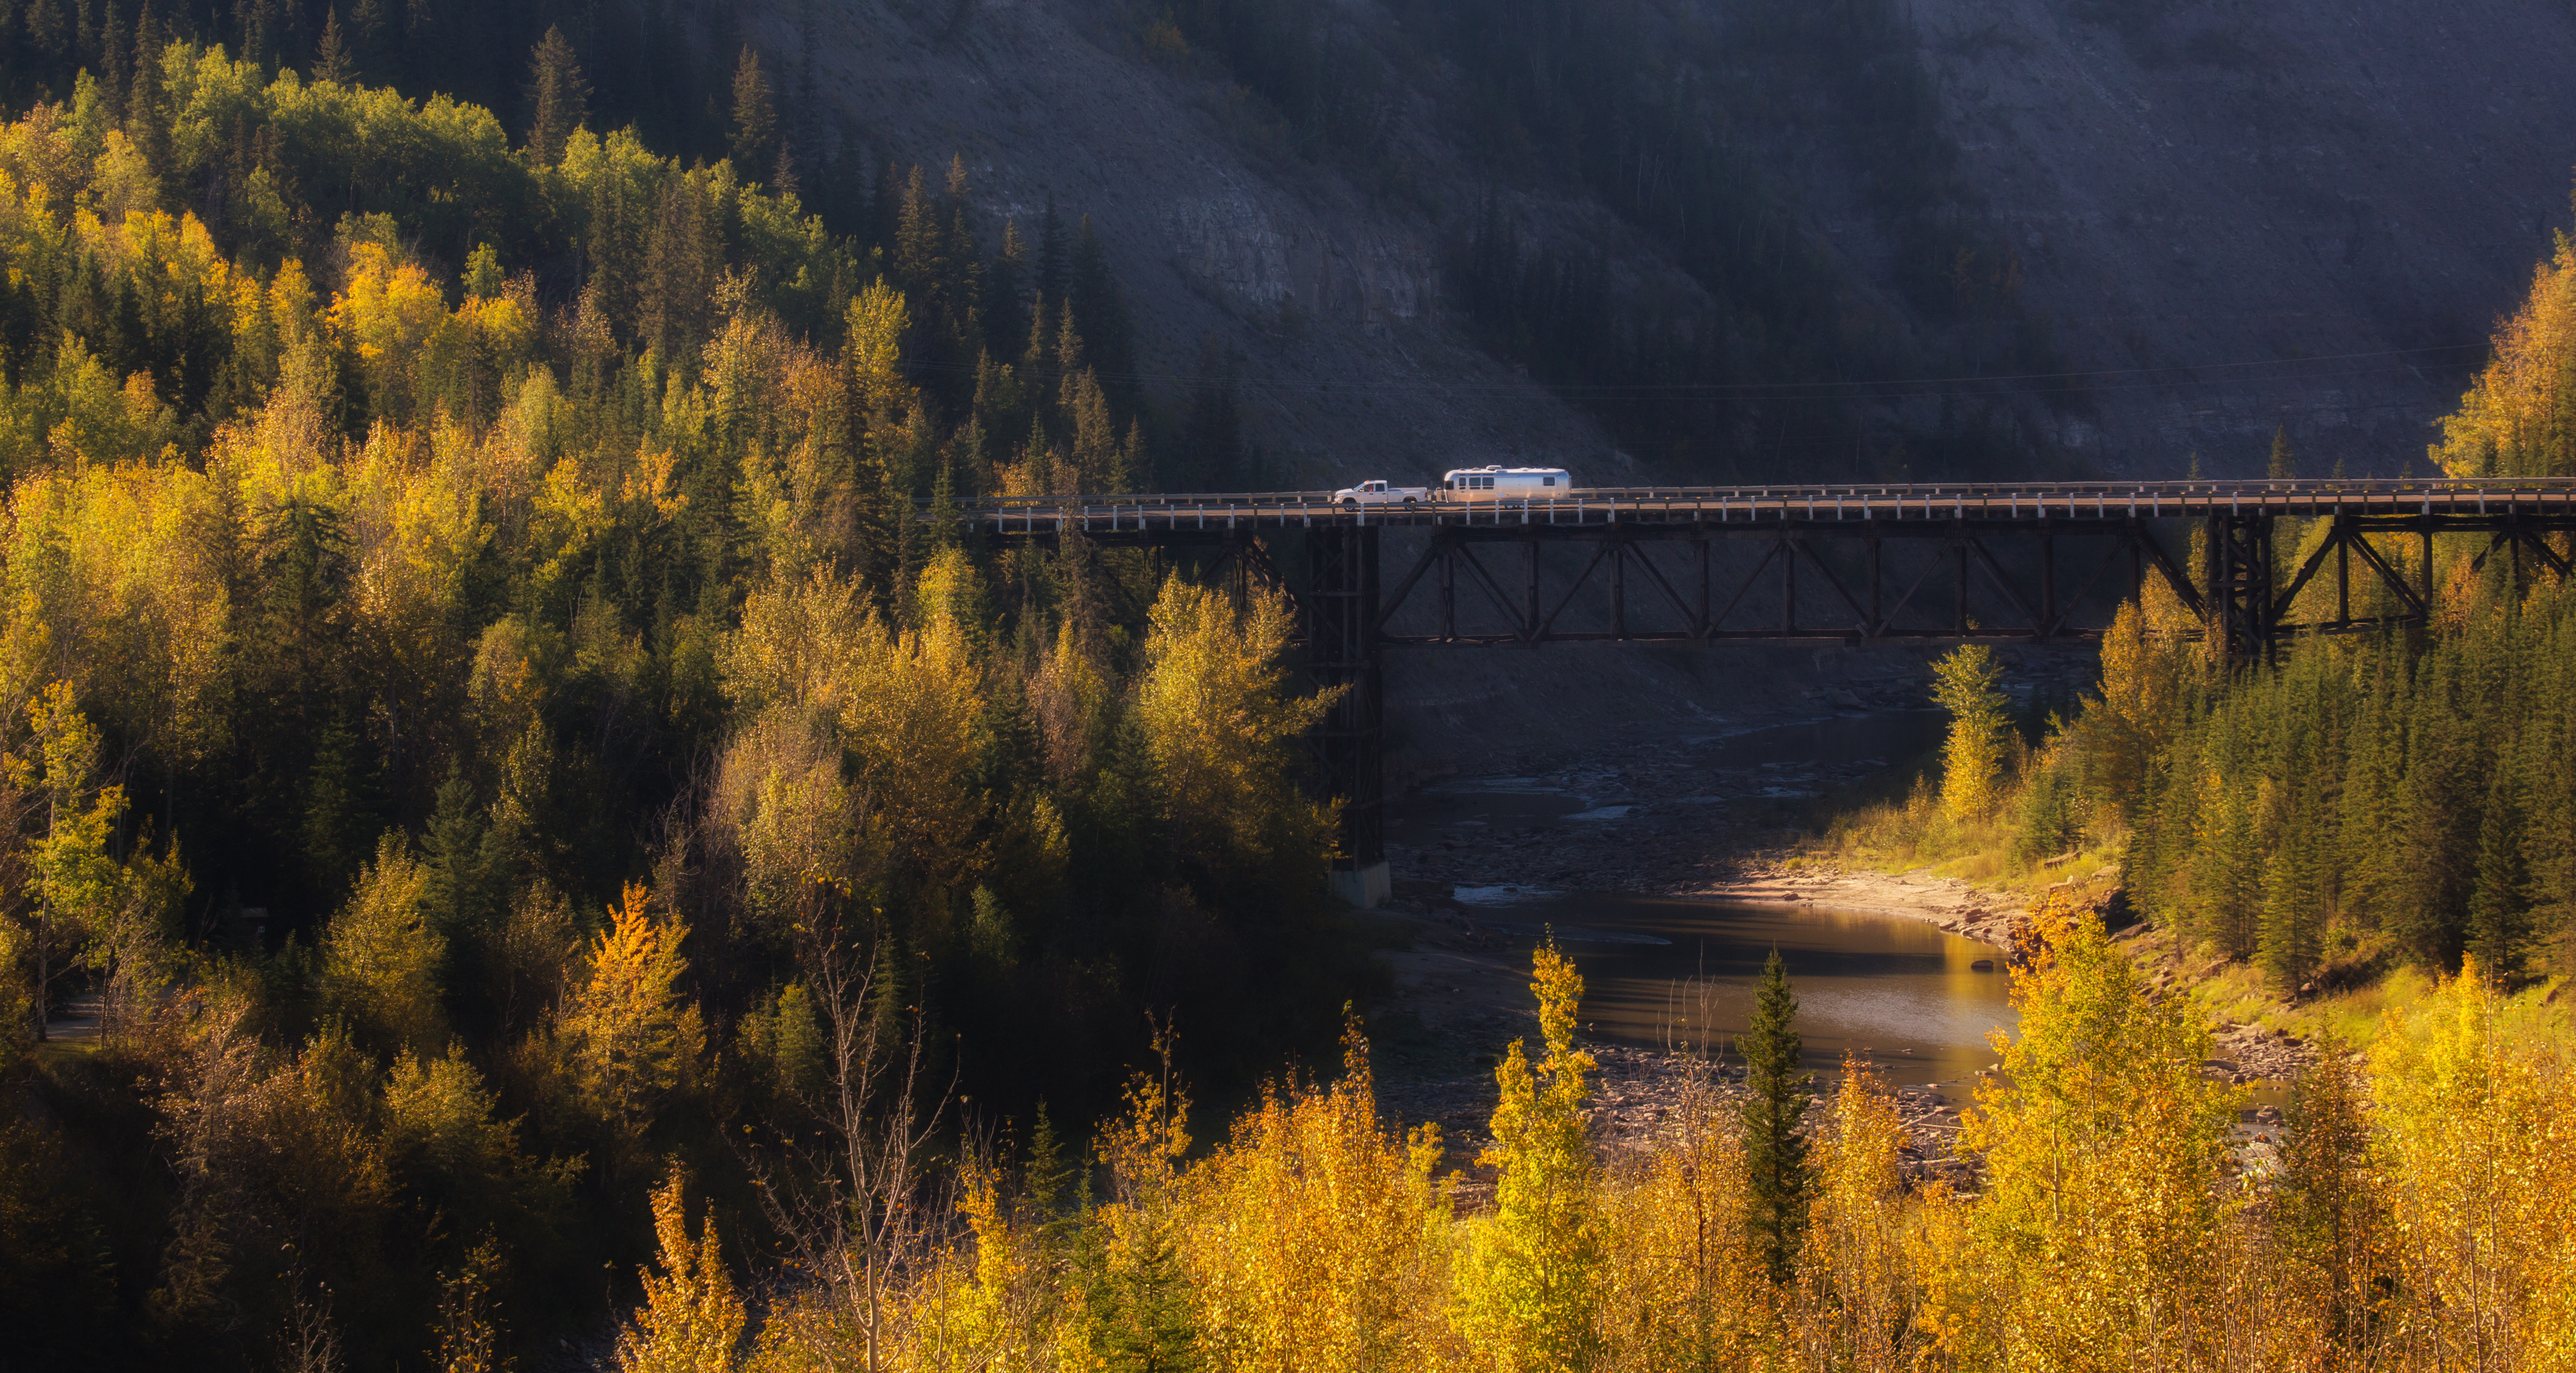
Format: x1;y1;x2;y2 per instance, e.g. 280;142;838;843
1542;475;1555;487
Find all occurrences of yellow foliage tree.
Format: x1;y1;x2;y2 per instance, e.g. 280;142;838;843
1453;944;1602;1372
1180;1024;1452;1371
1594;1076;1773;1369
561;884;705;1151
1794;1061;1918;1370
1133;582;1336;866
617;1169;747;1373
2368;959;2576;1362
320;832;447;1056
9;681;128;1038
1930;891;2240;1371
333;241;450;424
729;568;992;891
1930;644;2011;823
2431;234;2576;477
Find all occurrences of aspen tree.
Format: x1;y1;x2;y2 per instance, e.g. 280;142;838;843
9;682;124;1039
319;832;446;1056
2368;959;2576;1362
1133;582;1335;868
1454;943;1602;1372
1796;1062;1916;1370
1930;644;2010;822
1939;891;2239;1370
1180;1023;1450;1371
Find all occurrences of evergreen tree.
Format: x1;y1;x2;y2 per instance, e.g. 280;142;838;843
2256;839;2319;993
314;8;355;85
1035;194;1068;312
523;24;589;167
422;761;488;943
2269;425;2297;480
1069;215;1135;404
1739;946;1812;1283
986;219;1028;359
100;0;128;115
2467;766;2531;977
348;0;392;73
728;46;778;182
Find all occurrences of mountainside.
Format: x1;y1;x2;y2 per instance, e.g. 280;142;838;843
1913;0;2576;477
749;0;2576;485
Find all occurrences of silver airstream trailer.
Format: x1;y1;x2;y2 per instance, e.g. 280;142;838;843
1440;465;1574;501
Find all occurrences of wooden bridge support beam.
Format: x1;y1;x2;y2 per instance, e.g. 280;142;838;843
2210;514;2277;662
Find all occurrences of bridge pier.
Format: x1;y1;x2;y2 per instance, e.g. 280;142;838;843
1306;526;1387;908
2209;514;2277;661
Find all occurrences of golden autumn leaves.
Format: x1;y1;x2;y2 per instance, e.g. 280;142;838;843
609;900;2576;1373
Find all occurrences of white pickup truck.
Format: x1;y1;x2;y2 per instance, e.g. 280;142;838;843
1332;479;1430;509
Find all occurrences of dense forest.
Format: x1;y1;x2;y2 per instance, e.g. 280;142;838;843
0;8;1373;1368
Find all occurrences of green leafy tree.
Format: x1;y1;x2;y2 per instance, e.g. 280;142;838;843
320;832;447;1056
9;683;128;1039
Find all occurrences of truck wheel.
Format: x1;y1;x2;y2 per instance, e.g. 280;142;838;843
1403;497;1417;507
1342;498;1358;509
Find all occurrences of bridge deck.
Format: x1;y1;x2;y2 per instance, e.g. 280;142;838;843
952;479;2576;534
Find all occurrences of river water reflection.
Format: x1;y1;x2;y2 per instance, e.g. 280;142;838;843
1472;892;2017;1088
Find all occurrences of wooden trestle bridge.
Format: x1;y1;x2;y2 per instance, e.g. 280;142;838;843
948;479;2576;906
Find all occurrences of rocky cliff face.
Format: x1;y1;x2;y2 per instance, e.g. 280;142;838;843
754;0;1610;491
1913;0;2576;477
757;0;2576;485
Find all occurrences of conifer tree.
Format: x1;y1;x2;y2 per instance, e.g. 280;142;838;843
348;0;390;72
2467;767;2531;977
728;47;778;183
312;8;352;85
101;0;129;114
523;25;588;167
2269;424;2297;480
1739;946;1812;1283
1035;195;1068;311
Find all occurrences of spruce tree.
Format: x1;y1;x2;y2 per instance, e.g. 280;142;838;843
2466;767;2531;977
2269;425;2297;480
727;46;778;182
311;8;352;85
1739;946;1812;1283
101;0;128;115
1035;194;1068;311
1184;335;1242;490
422;760;488;943
523;24;589;167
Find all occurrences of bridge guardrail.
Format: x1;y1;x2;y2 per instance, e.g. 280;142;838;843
929;477;2576;531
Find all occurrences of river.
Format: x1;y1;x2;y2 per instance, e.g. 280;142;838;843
1394;710;2017;1090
